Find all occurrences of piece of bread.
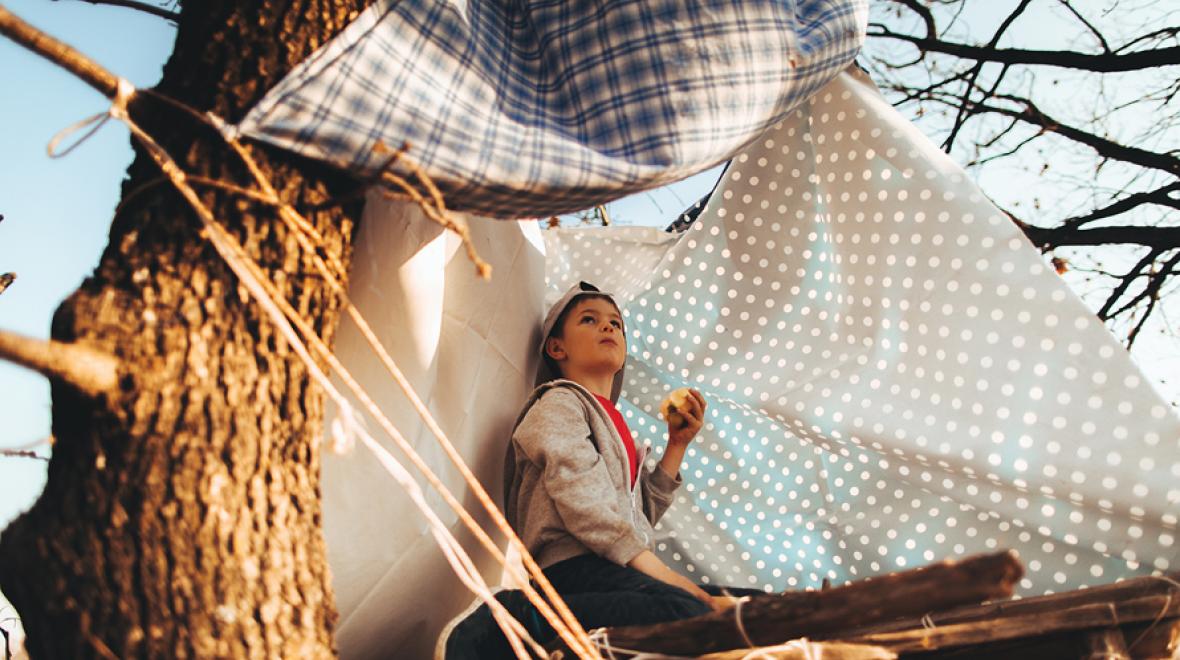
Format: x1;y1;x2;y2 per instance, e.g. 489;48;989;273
659;387;692;426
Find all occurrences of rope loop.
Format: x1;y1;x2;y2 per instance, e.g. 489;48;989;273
47;77;136;158
47;111;110;158
733;596;756;648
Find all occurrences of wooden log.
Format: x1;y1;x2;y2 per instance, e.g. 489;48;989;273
842;595;1180;653
696;640;896;659
901;629;1128;660
590;551;1023;656
841;573;1180;638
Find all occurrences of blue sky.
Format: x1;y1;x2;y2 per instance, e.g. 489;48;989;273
0;2;177;529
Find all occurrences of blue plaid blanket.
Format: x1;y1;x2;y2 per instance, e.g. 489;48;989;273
237;0;867;218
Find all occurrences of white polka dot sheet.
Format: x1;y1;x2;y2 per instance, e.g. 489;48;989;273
544;67;1180;595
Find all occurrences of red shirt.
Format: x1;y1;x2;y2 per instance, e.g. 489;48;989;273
593;394;638;487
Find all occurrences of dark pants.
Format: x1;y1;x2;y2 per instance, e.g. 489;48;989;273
444;554;765;659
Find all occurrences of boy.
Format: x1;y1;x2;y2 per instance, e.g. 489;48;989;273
445;282;744;659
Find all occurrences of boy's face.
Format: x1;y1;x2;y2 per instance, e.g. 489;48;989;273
546;297;626;376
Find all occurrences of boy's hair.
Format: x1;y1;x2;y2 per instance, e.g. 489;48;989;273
546;293;620;341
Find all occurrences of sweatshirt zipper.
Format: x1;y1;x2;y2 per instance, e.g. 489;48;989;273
581;384;650;545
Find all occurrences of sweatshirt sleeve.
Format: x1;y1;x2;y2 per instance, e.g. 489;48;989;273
640;463;682;525
513;389;648;566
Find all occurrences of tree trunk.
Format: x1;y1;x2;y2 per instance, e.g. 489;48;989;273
0;1;372;656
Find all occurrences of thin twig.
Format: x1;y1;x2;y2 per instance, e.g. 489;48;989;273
1057;0;1111;53
1062;183;1180;230
924;91;1180;177
57;0;179;23
1098;249;1162;319
1108;250;1180;322
0;449;49;462
942;0;1032;151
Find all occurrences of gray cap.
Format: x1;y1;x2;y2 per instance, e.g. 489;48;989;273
534;281;626;403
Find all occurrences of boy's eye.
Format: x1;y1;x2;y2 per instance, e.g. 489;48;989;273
611;320;622;328
581;315;595;323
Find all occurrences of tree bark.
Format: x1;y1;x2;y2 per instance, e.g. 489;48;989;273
0;1;371;656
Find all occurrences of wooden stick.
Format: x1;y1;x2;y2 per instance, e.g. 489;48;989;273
0;5;121;99
844;573;1180;637
697;640;896;660
0;328;118;398
594;552;1023;656
844;595;1180;653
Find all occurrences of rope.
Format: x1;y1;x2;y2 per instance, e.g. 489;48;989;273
103;80;546;660
188;105;595;657
87;79;597;659
1126;575;1180;651
920;613;936;629
733;596;756;648
586;628;682;658
47;77;135;158
588;629;618;660
739;639;818;660
46;111;111;158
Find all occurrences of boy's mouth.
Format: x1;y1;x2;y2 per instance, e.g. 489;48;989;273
600;338;618;346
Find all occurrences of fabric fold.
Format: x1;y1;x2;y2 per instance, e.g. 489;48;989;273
237;0;868;218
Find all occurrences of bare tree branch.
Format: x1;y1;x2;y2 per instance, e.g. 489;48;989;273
867;28;1180;72
54;0;179;23
942;0;1031;150
967;126;1040;167
1057;0;1111;54
1097;249;1164;319
0;328;119;398
870;2;1180;343
1062;183;1180;229
0;449;48;462
887;0;936;39
0;5;121;99
930;92;1180;177
1126;289;1159;348
1022;225;1180;250
1115;27;1180;54
1106;250;1180;321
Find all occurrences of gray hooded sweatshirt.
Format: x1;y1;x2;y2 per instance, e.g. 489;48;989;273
503;379;682;569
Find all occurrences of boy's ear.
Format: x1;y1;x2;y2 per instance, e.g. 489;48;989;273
545;336;566;361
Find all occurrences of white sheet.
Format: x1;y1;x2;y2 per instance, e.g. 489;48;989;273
322;195;546;658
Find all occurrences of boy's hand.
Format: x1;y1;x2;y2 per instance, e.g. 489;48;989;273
666;388;706;447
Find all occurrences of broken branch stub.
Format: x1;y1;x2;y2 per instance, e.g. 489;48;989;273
0;328;118;398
